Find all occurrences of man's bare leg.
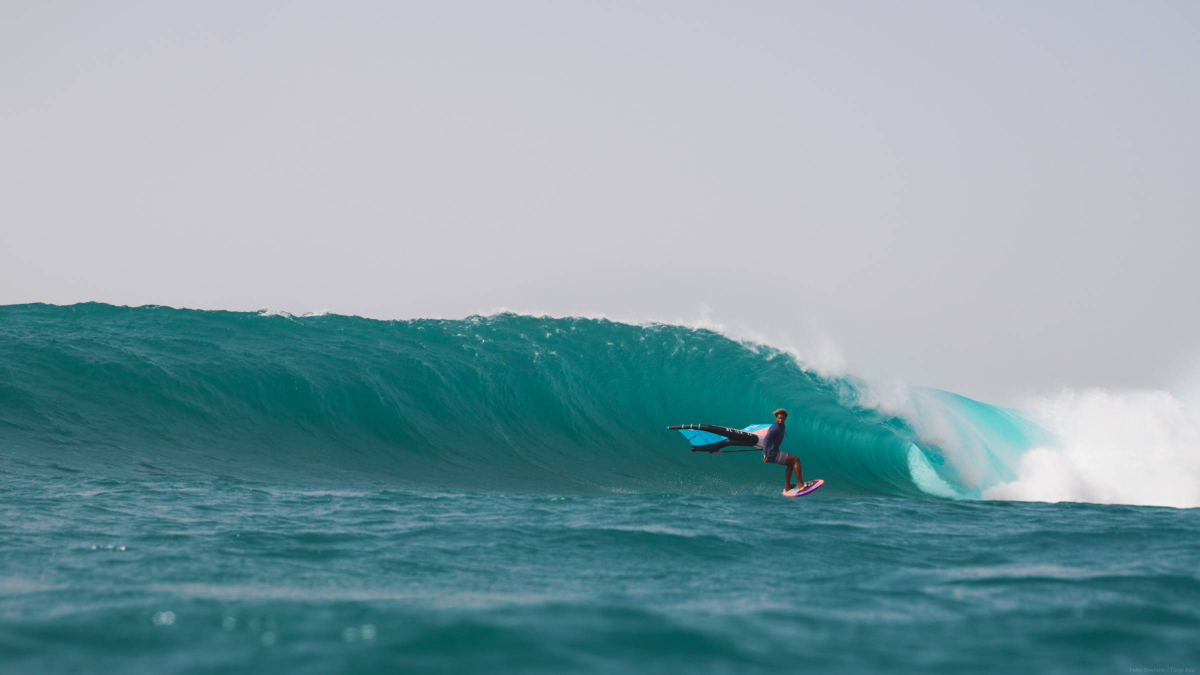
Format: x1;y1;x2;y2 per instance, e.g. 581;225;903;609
785;463;795;491
789;457;804;489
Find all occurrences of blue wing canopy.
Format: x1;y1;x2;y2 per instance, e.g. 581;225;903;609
672;423;771;447
677;428;726;446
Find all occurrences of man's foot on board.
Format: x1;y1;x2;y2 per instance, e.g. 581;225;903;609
785;484;797;492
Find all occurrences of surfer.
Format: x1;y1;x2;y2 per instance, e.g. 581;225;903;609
668;414;823;496
763;408;808;492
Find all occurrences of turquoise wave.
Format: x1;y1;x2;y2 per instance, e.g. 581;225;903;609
0;303;1050;495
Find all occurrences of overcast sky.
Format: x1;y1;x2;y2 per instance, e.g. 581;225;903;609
3;1;1198;402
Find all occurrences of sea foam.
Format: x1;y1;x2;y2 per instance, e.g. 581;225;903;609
984;389;1200;509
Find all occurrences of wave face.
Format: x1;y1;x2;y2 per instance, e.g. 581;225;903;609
0;303;1047;496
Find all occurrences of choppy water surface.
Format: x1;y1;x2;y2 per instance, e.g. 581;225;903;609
2;472;1197;674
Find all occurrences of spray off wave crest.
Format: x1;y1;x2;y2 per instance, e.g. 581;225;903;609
1;303;1195;507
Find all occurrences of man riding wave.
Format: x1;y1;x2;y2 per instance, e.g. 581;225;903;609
762;408;812;493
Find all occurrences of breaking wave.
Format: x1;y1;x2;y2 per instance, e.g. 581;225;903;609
2;303;1192;506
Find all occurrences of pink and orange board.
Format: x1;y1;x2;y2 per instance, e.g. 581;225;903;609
782;479;824;497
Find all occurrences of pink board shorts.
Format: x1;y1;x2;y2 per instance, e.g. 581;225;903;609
765;450;793;466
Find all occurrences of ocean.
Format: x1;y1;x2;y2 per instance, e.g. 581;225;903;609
1;303;1197;673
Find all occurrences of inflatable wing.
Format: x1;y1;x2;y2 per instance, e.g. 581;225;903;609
667;423;772;453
